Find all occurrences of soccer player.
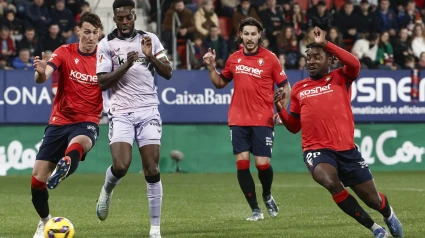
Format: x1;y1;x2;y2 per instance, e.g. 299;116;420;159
203;17;290;221
30;12;103;238
95;0;172;237
274;27;403;238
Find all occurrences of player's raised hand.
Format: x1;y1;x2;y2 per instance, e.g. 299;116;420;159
141;36;153;58
274;88;287;112
203;48;216;67
33;52;48;75
313;27;328;46
126;51;139;67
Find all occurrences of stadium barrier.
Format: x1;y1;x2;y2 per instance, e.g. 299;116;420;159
1;124;424;176
0;70;424;123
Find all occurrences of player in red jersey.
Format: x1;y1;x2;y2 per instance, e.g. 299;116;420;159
30;12;103;238
274;27;403;238
203;17;290;221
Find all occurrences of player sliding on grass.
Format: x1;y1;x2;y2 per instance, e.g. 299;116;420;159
30;12;103;238
274;26;404;238
203;17;290;221
95;0;172;237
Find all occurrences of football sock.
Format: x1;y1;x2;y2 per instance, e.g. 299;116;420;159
31;176;50;219
236;160;259;210
103;165;123;193
377;192;392;218
256;163;273;198
65;143;84;177
333;189;375;229
145;173;162;227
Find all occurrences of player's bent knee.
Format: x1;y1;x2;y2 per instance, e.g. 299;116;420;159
318;179;343;194
143;164;159;176
31;175;47;190
69;135;92;153
236;159;250;170
255;162;270;171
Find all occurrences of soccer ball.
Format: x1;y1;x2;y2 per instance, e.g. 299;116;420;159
43;217;75;238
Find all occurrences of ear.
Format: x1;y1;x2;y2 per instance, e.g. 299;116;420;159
113;15;117;24
133;13;137;21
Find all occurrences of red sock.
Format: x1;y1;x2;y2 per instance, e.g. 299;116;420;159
65;143;84;160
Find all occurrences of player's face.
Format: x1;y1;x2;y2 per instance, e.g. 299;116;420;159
114;6;136;37
240;25;261;53
306;47;331;78
78;22;99;53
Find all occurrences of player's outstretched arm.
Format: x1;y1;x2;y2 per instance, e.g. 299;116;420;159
313;27;361;79
34;52;54;84
97;51;137;91
274;88;301;134
203;48;230;89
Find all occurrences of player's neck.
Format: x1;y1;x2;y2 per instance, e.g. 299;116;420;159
243;46;260;56
78;44;96;55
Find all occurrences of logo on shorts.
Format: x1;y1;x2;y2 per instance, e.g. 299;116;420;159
305;152;321;167
358;160;369;168
87;125;98;140
266;137;273;146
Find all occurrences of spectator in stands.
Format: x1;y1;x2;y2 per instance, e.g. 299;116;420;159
2;10;23;41
26;0;51;37
297;55;307;70
66;25;79;43
276;26;299;68
51;0;75;40
194;0;219;39
16;27;40;58
232;0;261;35
278;53;285;70
403;54;416;69
376;31;396;70
327;27;345;49
262;37;272;51
285;2;307;39
299;27;315;56
162;0;195;55
353;0;378;8
411;23;425;58
392;28;413;67
219;0;239;18
357;0;376;36
417;52;425;69
0;55;12;70
65;0;84;17
352;32;379;69
259;0;285;54
0;0;17;16
39;22;64;52
307;0;333;31
12;48;34;70
193;34;207;68
75;1;90;23
374;0;398;35
0;26;16;59
204;25;227;68
333;0;360;51
398;0;423;31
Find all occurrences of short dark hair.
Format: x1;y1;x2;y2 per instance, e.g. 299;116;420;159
77;12;103;29
306;42;336;63
113;0;135;10
236;17;263;45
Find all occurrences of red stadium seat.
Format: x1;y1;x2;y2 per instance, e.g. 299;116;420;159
218;16;232;41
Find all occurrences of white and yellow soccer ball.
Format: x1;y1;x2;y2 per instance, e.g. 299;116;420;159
44;217;75;238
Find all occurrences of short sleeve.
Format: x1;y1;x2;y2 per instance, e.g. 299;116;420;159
96;38;113;74
47;46;67;71
220;58;233;82
272;56;287;87
150;33;170;62
289;87;300;115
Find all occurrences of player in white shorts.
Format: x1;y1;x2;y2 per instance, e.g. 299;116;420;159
95;0;172;237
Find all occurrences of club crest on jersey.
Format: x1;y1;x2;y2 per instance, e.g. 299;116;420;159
257;58;264;66
99;54;104;63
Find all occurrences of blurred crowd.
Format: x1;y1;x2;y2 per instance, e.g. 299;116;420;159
154;0;425;71
0;0;101;71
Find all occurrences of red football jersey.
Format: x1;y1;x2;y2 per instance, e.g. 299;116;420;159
221;47;287;127
290;68;355;151
47;43;102;125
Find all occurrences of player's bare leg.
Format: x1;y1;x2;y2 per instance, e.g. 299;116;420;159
352;180;404;237
312;163;388;238
97;142;132;221
254;156;278;217
31;160;55;238
47;135;92;189
140;144;162;238
236;152;263;221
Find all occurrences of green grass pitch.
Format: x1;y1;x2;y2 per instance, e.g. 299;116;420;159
0;172;424;237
